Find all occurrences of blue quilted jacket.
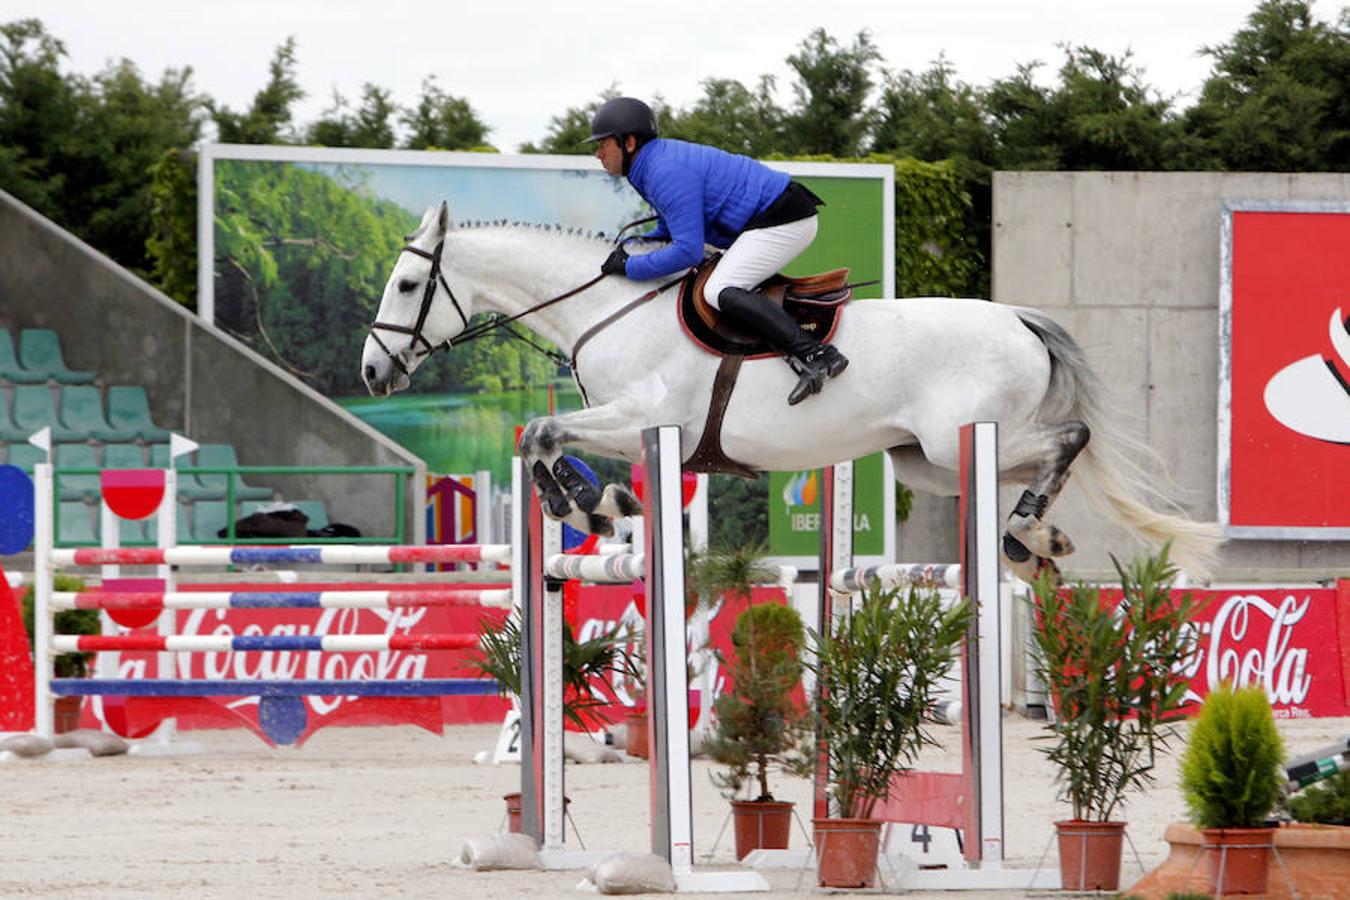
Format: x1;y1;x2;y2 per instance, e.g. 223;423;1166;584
623;139;790;282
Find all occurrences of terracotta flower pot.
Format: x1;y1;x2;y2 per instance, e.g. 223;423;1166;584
812;817;882;888
1055;819;1126;890
625;709;648;759
53;695;82;734
503;792;568;833
730;799;794;860
1203;826;1276;895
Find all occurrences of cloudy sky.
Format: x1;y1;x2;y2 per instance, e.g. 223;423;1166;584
7;1;1324;151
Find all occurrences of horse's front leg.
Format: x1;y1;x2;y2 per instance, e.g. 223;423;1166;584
518;407;648;536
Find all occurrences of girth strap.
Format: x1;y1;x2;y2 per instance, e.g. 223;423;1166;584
685;354;760;479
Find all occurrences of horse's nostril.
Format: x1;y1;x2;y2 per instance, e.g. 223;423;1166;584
363;364;377;382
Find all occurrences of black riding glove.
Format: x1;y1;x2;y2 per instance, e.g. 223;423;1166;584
601;245;629;277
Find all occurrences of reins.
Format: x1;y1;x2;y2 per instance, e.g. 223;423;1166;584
368;216;672;375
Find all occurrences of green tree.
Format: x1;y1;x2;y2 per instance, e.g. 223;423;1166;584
211;37;304;144
306;83;398;148
521;89;615;154
871;56;995;166
401;75;492;150
0;19;76;218
987;46;1178;171
1181;0;1349;171
662;77;787;157
784;28;881;156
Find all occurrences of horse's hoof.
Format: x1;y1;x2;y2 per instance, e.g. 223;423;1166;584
1007;516;1073;558
597;484;643;519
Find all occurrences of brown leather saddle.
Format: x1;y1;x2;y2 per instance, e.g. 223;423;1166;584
679;256;854;478
678;256;852;357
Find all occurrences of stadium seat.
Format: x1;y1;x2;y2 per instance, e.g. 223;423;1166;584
60;386;137;442
57;501;97;545
180;444;272;501
101;443;148;469
118;516;148;545
106;386;171;442
12;386;68;441
0;328;48;384
54;443;100;501
18;329;94;384
142;502;194;546
5;442;47;473
190;500;232;542
0;390;26;441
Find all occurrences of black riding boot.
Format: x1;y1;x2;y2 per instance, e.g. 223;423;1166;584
718;286;849;405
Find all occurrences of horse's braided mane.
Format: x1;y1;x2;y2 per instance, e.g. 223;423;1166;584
454;219;610;243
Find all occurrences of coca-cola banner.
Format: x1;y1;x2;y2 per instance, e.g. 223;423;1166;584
1098;585;1349;719
1220;204;1350;538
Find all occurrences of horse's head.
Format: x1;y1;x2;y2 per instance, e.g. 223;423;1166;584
361;202;472;396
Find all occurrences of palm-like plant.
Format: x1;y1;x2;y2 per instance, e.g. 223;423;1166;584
806;583;972;819
473;614;641;730
1029;547;1201;822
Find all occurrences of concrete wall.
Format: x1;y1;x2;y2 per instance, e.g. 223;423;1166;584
0;189;424;542
992;171;1350;580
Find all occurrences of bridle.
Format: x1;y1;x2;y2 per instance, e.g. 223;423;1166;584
367;240;470;378
366;217;675;379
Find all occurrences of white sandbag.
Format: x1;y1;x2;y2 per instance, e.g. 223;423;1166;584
587;852;676;894
454;832;540;871
0;734;54;758
53;729;129;757
564;732;622;764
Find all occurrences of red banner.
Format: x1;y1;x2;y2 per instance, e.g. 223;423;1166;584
1225;208;1350;534
1092;586;1350;719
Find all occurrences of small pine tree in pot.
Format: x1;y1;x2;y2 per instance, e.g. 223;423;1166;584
1180;683;1286;895
704;601;809;860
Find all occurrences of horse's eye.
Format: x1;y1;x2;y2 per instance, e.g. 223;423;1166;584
398;279;417;293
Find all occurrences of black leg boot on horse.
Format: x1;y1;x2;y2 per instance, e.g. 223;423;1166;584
717;286;849;405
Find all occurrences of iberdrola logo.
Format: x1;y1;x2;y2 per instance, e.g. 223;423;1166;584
782;470;819;507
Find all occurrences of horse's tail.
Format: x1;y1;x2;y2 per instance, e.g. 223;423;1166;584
1014;308;1221;578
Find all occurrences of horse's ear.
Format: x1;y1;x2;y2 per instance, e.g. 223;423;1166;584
437;201;449;236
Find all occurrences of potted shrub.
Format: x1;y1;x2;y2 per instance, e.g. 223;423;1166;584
473;613;640;831
19;574;95;732
804;582;972;888
1028;548;1201;891
1180;682;1286;895
703;601;809;860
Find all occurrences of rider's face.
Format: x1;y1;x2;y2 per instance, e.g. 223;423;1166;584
594;135;630;176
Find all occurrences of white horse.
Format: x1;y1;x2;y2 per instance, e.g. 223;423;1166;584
361;203;1219;579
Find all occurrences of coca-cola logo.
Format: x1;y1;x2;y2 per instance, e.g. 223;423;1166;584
1183;593;1313;707
115;608;432;715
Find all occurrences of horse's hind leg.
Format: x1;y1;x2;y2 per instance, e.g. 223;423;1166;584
1004;420;1090;569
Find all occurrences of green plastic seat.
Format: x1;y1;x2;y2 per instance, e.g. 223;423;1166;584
18;329;94;384
180;444;272;501
191;500;232;542
101;443;148;469
11;386;65;442
57;501;97;545
0;391;26;441
142;502;195;545
61;386;137;443
106;386;171;442
118;516;149;545
54;443;100;501
0;328;49;384
5;442;48;473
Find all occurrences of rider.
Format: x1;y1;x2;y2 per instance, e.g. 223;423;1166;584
587;96;848;406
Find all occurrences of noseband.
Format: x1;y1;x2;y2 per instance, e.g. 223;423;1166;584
368;240;469;376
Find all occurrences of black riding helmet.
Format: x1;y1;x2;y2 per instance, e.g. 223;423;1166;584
586;97;658;175
586;97;659;144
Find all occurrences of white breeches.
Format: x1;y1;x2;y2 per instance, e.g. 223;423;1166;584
703;216;819;309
